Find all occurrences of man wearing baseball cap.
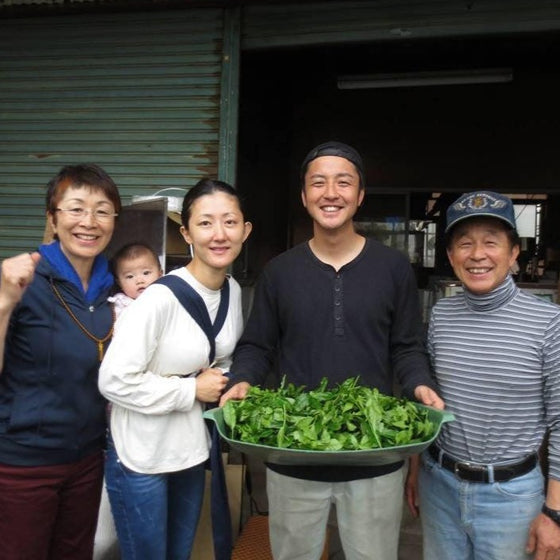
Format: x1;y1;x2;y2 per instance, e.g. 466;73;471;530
222;141;443;560
411;190;560;559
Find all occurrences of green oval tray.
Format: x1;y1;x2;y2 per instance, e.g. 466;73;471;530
204;404;454;466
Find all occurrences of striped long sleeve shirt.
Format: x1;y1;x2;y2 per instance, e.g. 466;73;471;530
428;274;560;480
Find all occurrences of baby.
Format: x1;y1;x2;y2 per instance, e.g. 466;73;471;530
109;242;163;316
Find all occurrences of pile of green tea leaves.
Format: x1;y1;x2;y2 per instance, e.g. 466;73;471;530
222;377;436;451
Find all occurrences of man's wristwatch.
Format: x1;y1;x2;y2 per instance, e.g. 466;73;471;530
542;504;560;526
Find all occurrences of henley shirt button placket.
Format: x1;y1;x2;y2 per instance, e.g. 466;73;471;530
334;274;344;336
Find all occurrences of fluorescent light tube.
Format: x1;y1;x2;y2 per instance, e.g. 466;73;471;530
337;68;513;89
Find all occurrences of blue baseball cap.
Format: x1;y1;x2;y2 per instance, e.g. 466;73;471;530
446;191;516;233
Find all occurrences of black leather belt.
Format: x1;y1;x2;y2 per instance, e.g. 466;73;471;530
428;444;538;483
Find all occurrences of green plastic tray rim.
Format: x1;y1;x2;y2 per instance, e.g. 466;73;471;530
204;404;454;466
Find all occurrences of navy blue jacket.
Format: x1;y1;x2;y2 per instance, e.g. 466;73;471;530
0;257;113;466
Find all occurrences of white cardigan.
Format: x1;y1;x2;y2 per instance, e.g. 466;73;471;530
99;267;243;474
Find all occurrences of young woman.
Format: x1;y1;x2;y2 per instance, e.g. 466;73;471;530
94;242;163;559
99;178;252;559
0;164;121;559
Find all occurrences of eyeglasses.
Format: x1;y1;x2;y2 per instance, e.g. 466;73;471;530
56;207;118;222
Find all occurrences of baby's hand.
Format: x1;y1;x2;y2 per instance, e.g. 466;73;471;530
195;368;228;403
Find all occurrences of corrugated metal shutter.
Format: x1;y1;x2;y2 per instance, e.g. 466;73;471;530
0;8;224;258
242;0;560;50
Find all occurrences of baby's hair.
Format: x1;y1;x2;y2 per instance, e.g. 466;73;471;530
111;242;161;276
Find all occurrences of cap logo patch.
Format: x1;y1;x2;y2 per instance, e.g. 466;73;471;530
472;195;486;209
452;193;507;213
445;190;516;232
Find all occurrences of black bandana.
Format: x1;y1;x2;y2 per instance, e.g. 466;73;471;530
300;141;365;187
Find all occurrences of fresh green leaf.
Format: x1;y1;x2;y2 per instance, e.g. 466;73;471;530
222;376;436;451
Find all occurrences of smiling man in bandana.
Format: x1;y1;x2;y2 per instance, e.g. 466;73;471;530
222;141;443;560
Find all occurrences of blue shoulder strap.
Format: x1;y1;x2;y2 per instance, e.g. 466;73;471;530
155;274;230;364
154;273;233;560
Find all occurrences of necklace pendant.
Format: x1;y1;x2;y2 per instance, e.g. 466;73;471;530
50;283;114;362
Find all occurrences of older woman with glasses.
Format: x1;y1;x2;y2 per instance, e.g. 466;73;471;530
0;163;121;560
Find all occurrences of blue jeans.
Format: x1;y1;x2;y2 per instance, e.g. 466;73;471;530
418;450;544;560
104;439;206;560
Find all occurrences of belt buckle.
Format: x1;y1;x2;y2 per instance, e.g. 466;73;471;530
454;460;487;481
